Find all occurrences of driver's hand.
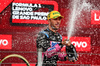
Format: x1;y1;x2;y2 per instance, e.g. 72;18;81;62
62;39;71;46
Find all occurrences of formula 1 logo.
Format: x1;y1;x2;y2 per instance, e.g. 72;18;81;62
0;0;13;13
0;35;12;49
91;10;100;24
62;37;91;51
11;0;58;26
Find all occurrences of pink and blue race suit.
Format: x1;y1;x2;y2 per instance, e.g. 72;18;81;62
36;28;67;66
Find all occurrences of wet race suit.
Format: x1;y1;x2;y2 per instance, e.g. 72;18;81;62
36;28;78;66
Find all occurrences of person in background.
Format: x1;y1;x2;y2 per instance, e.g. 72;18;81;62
36;10;78;66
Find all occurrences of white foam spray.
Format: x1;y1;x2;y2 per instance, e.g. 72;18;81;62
67;0;93;39
67;0;77;39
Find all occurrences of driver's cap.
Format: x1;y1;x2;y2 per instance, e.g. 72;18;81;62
47;11;64;20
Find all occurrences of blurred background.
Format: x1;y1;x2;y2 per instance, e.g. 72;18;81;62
0;0;100;66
